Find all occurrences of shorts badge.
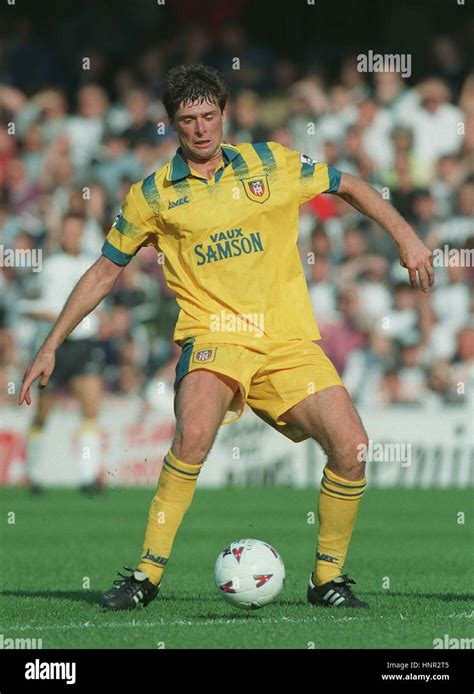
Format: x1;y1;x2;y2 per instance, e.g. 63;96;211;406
193;348;216;363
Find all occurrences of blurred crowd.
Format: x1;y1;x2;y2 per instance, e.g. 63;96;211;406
0;17;473;411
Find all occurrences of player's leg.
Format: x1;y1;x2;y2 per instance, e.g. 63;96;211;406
101;369;239;610
138;370;239;583
282;384;367;480
69;373;103;492
26;389;56;493
281;385;370;607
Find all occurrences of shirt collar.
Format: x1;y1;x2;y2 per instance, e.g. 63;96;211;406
166;143;241;182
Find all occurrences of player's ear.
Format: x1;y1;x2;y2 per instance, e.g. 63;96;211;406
221;108;227;124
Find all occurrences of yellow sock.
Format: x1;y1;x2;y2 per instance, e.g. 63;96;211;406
314;465;367;586
138;449;204;585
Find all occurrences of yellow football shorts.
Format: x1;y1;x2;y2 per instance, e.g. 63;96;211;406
174;336;344;442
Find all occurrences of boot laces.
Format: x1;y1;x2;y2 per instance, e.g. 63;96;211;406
333;574;357;599
113;566;144;595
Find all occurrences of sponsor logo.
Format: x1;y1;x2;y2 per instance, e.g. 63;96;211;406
193;228;264;265
316;551;339;564
142;549;168;566
168;196;189;209
241;175;270;203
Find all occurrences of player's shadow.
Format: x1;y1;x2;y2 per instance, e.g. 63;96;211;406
0;590;103;605
0;590;200;605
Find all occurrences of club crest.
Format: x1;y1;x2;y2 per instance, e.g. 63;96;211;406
241;175;270;203
192;348;216;363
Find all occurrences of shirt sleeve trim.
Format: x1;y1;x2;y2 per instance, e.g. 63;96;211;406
327;166;342;193
101;240;133;266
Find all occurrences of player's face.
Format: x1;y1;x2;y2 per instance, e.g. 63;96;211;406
172;99;225;162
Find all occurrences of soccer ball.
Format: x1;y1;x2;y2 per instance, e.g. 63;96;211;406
214;539;285;610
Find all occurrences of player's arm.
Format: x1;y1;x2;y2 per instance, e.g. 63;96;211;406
19;256;124;405
335;172;434;292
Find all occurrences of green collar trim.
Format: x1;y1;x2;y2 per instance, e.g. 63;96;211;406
166;143;241;182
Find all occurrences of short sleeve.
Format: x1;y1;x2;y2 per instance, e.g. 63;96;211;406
101;183;157;266
284;147;342;205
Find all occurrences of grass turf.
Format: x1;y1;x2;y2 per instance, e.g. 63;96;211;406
0;486;472;649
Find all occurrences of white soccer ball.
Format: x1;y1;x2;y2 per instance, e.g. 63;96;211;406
214;539;285;610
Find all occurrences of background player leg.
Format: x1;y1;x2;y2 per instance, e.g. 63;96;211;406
282;385;369;589
138;369;239;586
26;390;55;494
69;373;104;493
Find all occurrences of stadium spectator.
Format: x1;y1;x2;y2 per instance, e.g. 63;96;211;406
20;213;105;494
66;84;109;172
0;14;470;425
120;88;161;148
318;285;367;375
343;331;396;407
431;178;474;247
226;90;269;144
399;77;463;167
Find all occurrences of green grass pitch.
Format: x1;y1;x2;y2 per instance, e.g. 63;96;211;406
0;486;472;649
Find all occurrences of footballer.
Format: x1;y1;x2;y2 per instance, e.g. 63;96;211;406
19;65;434;610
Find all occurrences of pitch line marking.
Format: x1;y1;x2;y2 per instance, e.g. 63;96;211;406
0;611;471;632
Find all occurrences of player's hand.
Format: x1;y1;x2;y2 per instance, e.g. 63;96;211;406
399;236;434;292
19;347;56;406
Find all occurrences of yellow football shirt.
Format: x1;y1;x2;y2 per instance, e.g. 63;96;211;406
101;141;341;345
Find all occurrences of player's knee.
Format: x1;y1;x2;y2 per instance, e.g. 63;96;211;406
328;428;369;471
172;421;214;464
354;429;369;460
